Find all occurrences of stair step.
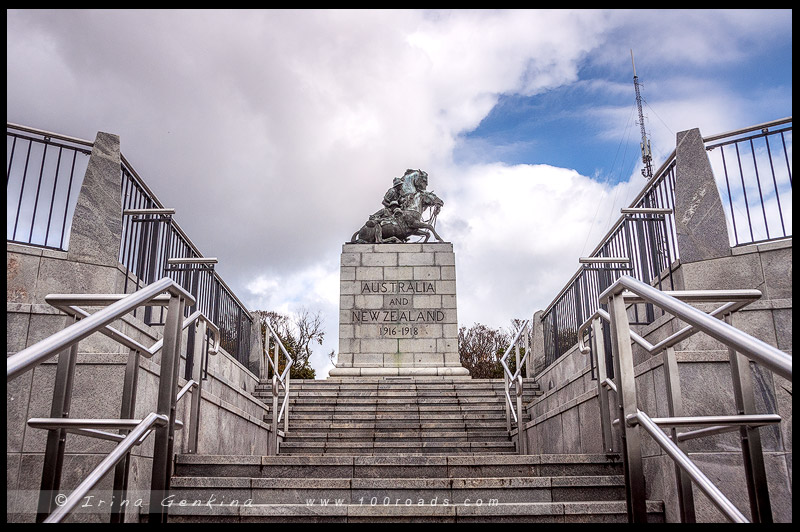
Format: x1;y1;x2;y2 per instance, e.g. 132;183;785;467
284;412;513;419
169;474;626;505
174;454;624;479
162;500;664;523
265;398;513;405
162;375;664;523
278;442;518;454
283;430;512;439
287;421;509;429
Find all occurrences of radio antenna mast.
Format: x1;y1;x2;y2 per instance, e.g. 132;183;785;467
631;50;653;179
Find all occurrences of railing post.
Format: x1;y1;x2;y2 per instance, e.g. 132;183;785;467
525;317;534;380
187;320;206;454
148;292;185;523
261;325;270;381
725;314;772;523
633;215;655;322
514;338;526;454
271;375;280;456
284;369;291;435
36;320;79;523
591;317;614;453
273;341;280;382
140;216;164;325
504;370;511;433
110;348;141;523
662;346;696;522
607;292;648;522
515;375;526;455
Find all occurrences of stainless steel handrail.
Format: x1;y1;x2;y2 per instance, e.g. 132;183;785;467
600;277;791;380
499;320;531;454
7;121;95;147
43;298;221;359
8;277;219;523
582;275;791;523
632;410;748;523
265;318;294;383
6;277;195;382
43;412;168;523
262;318;294;455
578;290;762;356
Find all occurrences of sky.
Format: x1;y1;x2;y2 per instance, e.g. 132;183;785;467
7;9;793;377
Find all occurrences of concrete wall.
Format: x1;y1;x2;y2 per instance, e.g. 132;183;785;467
521;126;792;523
6;129;273;523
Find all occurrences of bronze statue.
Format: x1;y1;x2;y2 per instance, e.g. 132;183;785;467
351;169;445;244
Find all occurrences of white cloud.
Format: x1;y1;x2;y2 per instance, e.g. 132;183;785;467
6;9;791;377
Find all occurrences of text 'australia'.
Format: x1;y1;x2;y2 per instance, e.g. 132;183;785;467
361;281;436;294
352;310;446;323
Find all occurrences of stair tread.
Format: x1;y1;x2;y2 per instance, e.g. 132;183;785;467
162;378;663;522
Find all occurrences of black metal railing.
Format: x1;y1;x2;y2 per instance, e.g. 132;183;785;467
6;124;92;250
7;122;254;372
540;117;791;368
705;119;792;247
542;161;677;368
119;160;254;370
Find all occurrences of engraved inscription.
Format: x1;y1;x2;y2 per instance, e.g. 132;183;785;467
352;310;445;323
352;279;448;338
361;281;435;294
379;326;419;337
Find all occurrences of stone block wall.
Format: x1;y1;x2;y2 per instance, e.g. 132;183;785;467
330;242;468;377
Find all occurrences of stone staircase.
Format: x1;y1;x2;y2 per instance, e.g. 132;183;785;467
258;378;540;455
165;378;665;522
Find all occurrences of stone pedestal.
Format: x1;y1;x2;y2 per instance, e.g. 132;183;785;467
329;242;469;378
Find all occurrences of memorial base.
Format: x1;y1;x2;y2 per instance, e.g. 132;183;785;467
331;242;470;379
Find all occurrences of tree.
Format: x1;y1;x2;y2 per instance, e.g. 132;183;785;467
458;323;510;379
252;308;324;379
504;318;529;378
458;320;529;379
293;307;325;370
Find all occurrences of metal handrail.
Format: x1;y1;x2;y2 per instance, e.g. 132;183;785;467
30;393;194;524
7;277;220;523
6;277;194;382
600;277;791;380
499;320;531;383
7;121;95;147
541;116;791;365
42;412;167;523
586;275;791;522
578;289;763;356
632;410;748;523
262;318;294;455
264;319;294;385
43;298;221;359
498;320;531;453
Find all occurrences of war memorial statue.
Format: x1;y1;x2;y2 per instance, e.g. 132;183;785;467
350;169;446;244
332;168;469;378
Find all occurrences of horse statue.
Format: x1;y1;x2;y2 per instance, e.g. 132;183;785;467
350;169;446;244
